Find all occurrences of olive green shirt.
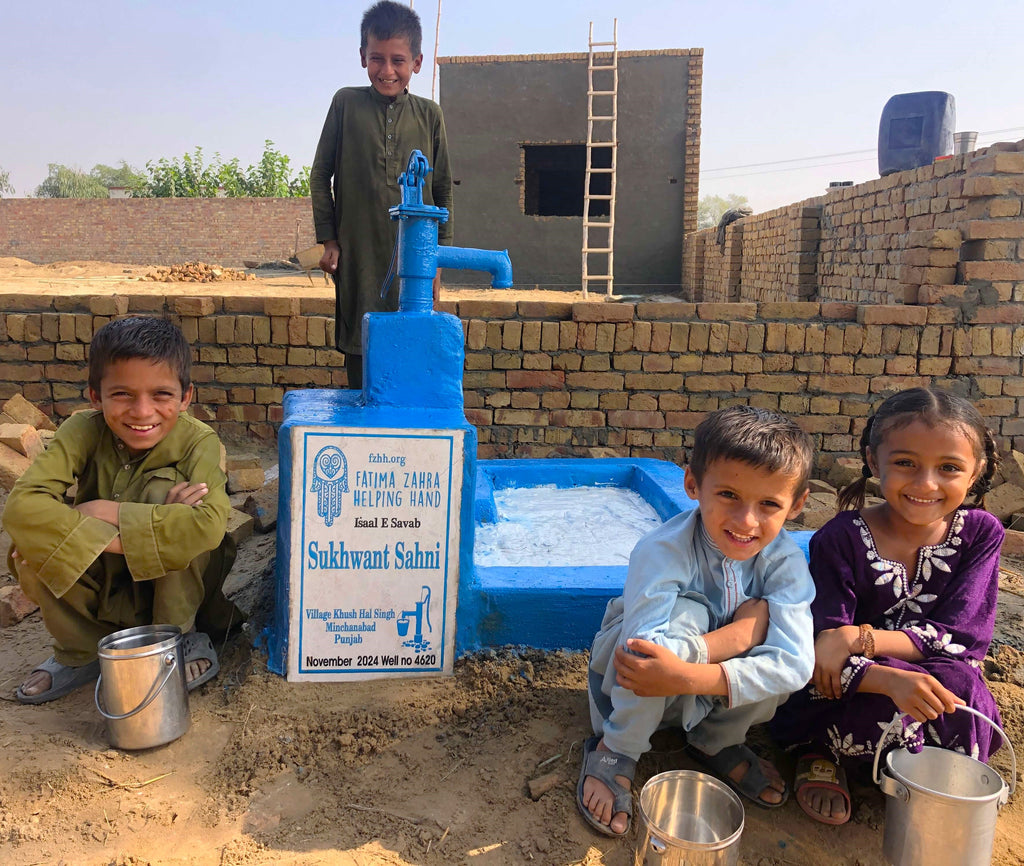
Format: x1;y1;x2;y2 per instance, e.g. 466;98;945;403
310;86;453;355
3;410;230;600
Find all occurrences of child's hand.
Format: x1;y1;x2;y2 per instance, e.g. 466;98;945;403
615;639;729;698
812;625;859;699
614;639;689;697
164;482;208;506
74;499;120;526
319;241;340;274
882;668;965;723
732;598;770;649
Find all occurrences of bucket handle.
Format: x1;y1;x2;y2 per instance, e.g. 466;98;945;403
94;651;179;721
872;705;1016;801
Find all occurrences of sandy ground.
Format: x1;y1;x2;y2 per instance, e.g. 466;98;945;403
2;258;1024;865
0;257;608;303
4;500;1024;866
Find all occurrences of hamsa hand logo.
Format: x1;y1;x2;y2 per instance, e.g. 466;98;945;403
310;445;348;527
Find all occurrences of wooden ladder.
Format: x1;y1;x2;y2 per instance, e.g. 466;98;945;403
582;19;618;299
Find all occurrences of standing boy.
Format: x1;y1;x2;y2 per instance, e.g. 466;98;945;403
579;406;816;836
310;0;453;389
5;317;241;704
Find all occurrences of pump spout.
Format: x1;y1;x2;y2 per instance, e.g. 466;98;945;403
389;150;514;311
436;245;513;289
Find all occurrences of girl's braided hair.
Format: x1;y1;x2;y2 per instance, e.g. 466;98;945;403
836;387;999;512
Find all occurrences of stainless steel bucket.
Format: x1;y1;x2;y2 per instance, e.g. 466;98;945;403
634;770;744;866
872;706;1016;866
95;624;190;750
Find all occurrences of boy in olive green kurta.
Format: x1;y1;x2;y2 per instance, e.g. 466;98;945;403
4;317;241;704
310;1;453;389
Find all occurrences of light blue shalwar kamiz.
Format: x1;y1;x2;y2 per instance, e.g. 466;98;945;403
588;508;815;761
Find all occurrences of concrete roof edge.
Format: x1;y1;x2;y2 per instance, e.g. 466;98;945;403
438;48;703;65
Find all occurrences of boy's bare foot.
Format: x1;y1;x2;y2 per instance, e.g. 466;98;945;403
577;736;637;837
181;632;220;691
727;755;787;806
20;669;50;697
185;657;212;685
688;743;789;808
15;657;100;705
581;740;633;834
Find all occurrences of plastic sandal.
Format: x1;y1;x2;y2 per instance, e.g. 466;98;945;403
577;735;637;837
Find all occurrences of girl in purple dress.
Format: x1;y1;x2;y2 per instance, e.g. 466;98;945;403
771;387;1003;825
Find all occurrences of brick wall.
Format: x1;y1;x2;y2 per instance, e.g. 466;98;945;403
682;139;1023;306
816;155;970;304
686;201;826;304
741;203;820;303
0;198;316;268
3;292;1023;474
689;223;743;302
2;143;1021;475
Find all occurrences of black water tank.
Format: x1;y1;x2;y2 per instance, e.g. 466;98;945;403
878;91;956;176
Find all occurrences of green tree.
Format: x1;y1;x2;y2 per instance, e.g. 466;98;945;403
239;140;294;197
220;141;309;197
90;161;148;196
0;166;14;197
288;165;311;198
35;164;110;198
145;147;223;197
698;193;750;230
143;142;310;198
216;157;247;198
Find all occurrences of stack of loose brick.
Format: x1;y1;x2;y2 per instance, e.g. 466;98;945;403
0;394;54;626
224;455;279;540
139;261;256;283
0;394;55;492
975;448;1024;556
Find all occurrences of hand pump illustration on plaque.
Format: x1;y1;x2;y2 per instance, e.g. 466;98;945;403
398;586;432;652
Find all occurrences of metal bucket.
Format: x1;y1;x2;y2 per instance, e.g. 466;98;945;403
95;624;190;750
872;706;1016;866
953;131;978;155
634;770;744;866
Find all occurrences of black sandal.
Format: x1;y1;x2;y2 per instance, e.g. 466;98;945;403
577;735;637;837
687;742;789;809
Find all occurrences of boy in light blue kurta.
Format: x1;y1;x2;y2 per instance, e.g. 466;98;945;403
579;406;816;837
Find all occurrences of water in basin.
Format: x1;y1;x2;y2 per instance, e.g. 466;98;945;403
474;484;662;567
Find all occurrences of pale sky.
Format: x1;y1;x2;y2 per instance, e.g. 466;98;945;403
3;0;1023;213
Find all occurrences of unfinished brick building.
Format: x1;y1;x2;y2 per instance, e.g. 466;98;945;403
437;49;702;293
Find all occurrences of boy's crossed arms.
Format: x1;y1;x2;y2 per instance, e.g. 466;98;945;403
614;597;769;697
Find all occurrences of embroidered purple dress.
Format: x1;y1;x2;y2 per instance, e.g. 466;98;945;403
771;507;1003;762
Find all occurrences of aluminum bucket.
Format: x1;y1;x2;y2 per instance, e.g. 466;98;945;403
95;624;190;750
953;131;978;155
872;706;1016;866
634;770;744;866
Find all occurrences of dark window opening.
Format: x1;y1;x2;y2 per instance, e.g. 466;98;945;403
522;144;611;217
